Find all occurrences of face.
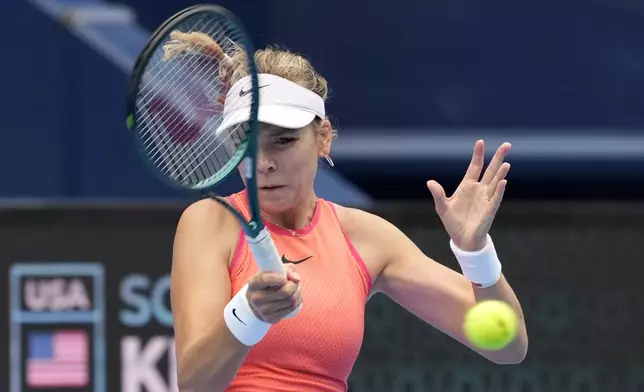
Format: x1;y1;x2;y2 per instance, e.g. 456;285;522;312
238;119;333;213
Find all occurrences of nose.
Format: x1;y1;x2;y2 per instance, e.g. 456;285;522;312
256;148;276;173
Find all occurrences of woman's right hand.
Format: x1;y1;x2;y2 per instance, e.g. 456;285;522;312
246;265;302;324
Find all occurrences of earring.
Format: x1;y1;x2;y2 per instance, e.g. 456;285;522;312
325;154;334;167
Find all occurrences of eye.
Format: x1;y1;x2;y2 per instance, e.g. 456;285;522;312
274;137;297;146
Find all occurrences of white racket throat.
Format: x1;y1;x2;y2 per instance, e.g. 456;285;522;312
246;227;285;274
245;227;302;319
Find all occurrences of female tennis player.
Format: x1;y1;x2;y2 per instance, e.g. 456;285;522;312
170;37;528;392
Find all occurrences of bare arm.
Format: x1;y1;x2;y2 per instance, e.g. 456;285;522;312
340;207;528;364
171;200;250;392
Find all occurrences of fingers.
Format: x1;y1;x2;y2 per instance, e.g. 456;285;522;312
487;162;511;199
250;283;302;323
271;303;302;321
247;270;302;324
248;272;287;290
487;179;507;217
284;264;300;283
426;180;448;216
256;289;302;323
249;279;298;302
481;142;512;185
463;140;485;181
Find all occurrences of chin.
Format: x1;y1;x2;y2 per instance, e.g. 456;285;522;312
258;190;294;212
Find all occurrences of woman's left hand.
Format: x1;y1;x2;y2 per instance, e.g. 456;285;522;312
427;140;511;252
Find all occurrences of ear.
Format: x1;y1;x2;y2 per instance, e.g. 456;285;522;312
316;118;333;157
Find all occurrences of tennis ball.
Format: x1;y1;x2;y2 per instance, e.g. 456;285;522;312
464;300;519;350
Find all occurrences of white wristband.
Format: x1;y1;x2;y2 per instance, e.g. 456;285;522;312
223;283;271;346
450;235;502;288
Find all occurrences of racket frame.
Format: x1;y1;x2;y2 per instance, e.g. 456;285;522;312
125;4;265;239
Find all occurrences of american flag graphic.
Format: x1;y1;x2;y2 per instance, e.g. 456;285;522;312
26;330;89;387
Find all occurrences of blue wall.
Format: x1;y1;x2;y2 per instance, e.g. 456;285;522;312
268;0;644;129
105;0;644;129
0;0;185;199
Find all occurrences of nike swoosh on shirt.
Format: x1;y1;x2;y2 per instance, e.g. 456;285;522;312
281;255;313;265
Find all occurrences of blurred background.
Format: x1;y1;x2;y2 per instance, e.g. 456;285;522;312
1;0;644;391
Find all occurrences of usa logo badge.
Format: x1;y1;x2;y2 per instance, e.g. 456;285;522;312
9;263;105;392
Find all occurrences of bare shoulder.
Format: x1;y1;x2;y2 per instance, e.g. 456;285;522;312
175;197;242;267
331;204;397;240
330;203;406;282
177;197;233;229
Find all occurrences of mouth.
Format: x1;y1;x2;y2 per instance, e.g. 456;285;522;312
259;185;285;191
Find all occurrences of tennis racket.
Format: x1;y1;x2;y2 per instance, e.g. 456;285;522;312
125;4;301;317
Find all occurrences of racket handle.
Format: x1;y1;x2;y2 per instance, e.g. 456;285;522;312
246;228;285;274
246;228;302;318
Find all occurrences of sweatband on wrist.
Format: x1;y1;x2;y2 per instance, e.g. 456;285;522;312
223;283;271;346
449;234;502;288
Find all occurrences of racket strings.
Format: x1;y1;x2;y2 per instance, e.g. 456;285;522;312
137;18;214;147
138;55;221;179
138;19;228;180
134;13;249;187
138;70;220;182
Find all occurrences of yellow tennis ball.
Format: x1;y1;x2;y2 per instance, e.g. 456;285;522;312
464;300;519;350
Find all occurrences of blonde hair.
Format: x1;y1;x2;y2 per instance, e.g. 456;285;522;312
163;31;336;137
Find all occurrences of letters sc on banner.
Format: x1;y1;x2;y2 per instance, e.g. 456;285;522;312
120;273;177;392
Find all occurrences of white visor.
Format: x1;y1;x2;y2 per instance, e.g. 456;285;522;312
216;73;325;134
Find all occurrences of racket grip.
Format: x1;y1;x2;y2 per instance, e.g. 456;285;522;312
246;228;285;274
246;228;302;318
